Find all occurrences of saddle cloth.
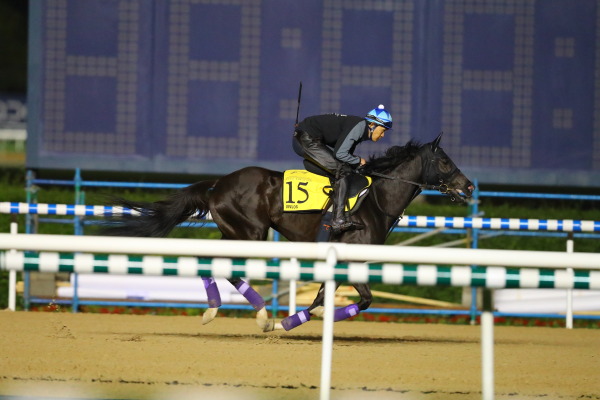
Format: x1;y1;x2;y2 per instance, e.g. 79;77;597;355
282;169;372;213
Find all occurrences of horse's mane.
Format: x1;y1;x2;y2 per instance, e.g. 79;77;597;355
361;140;423;174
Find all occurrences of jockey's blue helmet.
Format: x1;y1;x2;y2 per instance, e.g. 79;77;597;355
365;104;392;129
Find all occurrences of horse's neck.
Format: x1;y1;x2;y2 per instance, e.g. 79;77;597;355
375;157;423;217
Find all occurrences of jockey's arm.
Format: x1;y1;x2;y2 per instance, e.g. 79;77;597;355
333;122;365;166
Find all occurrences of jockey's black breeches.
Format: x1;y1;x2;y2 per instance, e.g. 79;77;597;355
293;130;349;178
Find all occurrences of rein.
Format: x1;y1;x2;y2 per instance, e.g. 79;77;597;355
369;181;403;219
369;177;424;220
393;175;449;193
364;153;465;207
366;171;458;195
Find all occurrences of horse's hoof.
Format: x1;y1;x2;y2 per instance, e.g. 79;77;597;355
260;320;284;332
255;307;284;332
310;306;324;317
256;307;270;330
202;307;219;325
258;320;275;332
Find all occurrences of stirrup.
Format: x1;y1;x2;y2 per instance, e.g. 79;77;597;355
331;219;364;234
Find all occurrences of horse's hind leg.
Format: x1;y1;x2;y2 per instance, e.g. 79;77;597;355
201;277;222;325
202;167;281;329
200;229;270;326
227;277;280;331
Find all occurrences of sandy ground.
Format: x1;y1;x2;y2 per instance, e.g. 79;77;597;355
0;311;599;400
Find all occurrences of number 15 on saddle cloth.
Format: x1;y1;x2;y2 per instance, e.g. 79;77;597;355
282;170;371;213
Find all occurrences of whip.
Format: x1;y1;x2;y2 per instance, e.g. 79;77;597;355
295;81;302;127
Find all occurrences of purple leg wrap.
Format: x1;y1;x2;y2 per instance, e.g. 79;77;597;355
234;280;266;311
202;277;222;308
281;309;311;331
334;304;360;322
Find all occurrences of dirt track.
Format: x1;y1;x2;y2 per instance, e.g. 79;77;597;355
0;311;599;399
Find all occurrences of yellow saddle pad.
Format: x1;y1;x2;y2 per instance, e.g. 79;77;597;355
283;170;371;213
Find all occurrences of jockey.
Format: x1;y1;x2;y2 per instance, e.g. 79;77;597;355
292;104;392;234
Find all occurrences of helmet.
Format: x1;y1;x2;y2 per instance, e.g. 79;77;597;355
365;104;392;129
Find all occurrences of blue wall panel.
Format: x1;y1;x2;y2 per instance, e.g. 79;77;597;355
65;0;119;57
64;76;117;134
532;0;596;171
257;0;323;162
27;0;600;186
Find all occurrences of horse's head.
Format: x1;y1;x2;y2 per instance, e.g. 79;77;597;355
421;132;475;202
361;134;474;203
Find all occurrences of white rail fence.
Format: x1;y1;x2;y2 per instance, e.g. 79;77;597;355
3;202;600;326
1;233;600;400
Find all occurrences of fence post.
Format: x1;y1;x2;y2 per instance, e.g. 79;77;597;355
71;169;84;313
470;179;480;324
288;270;297;316
566;233;574;329
24;169;37;311
319;247;338;400
270;229;280;317
74;168;83;236
8;222;17;311
481;289;495;400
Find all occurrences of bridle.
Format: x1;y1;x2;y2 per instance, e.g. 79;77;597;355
366;149;466;217
367;161;464;195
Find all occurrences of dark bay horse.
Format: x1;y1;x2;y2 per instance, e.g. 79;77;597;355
105;133;474;331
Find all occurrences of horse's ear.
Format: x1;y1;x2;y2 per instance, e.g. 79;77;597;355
431;131;443;152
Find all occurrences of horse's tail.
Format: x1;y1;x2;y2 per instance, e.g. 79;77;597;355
102;180;216;238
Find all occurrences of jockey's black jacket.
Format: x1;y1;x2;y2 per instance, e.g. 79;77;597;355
297;114;369;166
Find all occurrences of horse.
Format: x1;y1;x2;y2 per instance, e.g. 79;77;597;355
103;133;474;331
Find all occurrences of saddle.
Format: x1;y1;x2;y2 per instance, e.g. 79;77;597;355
282;170;372;213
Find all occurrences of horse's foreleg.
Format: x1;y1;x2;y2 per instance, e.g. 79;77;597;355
228;277;279;332
354;283;373;311
309;283;370;322
280;282;341;331
306;282;328;318
201;277;222;325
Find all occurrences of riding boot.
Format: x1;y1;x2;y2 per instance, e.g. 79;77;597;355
331;169;364;234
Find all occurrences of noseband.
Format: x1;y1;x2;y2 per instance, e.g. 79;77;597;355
421;153;466;198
